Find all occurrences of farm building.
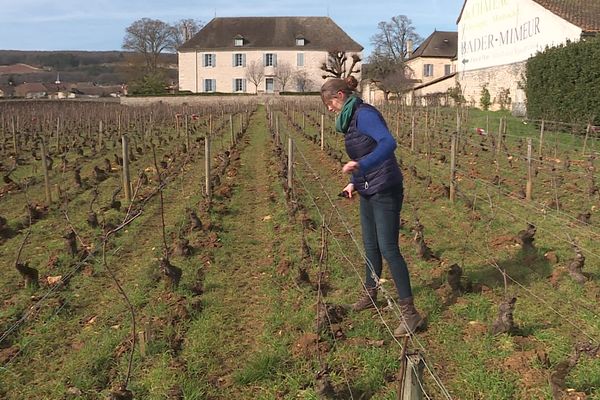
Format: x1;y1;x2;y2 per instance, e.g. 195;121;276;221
361;30;458;106
0;85;15;98
457;0;600;113
404;31;458;106
14;82;48;99
178;17;363;94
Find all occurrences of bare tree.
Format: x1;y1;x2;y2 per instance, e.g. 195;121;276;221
295;69;313;92
123;18;177;72
173;19;204;48
245;60;264;94
366;15;422;102
275;62;295;92
370;15;422;63
320;51;361;79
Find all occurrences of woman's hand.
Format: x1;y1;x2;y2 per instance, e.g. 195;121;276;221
342;183;355;199
342;161;359;174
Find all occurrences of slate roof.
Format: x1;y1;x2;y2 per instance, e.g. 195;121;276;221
408;31;458;60
179;17;363;52
457;0;600;32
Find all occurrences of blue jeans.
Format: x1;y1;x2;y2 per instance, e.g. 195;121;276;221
359;183;413;299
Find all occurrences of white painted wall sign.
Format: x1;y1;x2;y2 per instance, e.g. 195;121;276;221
458;0;582;71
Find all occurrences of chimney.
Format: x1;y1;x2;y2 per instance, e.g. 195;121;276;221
406;39;414;59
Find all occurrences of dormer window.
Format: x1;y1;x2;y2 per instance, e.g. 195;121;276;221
234;35;244;47
295;36;305;46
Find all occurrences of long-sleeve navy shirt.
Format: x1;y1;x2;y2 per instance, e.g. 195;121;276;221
354;107;397;173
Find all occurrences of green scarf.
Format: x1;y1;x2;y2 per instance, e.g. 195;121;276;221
335;96;359;134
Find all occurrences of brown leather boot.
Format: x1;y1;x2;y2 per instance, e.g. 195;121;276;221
351;287;378;311
394;297;426;336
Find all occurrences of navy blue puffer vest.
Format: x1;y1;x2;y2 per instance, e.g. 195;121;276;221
344;101;403;196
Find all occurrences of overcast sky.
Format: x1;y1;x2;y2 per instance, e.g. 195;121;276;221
0;0;464;56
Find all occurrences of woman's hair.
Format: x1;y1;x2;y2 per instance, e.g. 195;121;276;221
320;75;359;101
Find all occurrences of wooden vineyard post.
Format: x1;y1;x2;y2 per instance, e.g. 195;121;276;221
288;137;294;190
456;106;461;142
122;135;132;203
411;115;416;153
402;353;425;400
138;330;146;358
450;133;457;202
205;134;212;203
526;138;533;201
321;114;325;151
486;114;490;136
230;114;235;146
11;116;17;154
239;113;243;137
496;117;504;155
98;120;103;150
302;113;306;132
583;123;592;156
40;138;52;205
0;116;5;155
275;114;280;145
395;113;400;138
55;116;61;153
185;115;190;153
397;336;410;400
538;119;545;159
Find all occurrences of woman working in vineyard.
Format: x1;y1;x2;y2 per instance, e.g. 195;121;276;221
320;76;425;336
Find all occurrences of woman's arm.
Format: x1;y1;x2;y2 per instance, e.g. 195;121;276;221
355;108;397;173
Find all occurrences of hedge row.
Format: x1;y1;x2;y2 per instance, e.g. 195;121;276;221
526;36;600;124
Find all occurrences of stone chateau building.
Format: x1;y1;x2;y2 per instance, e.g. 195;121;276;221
178;17;362;94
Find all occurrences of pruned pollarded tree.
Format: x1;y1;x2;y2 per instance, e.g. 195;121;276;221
275;62;295;92
122;18;177;72
320;51;361;79
245;60;265;94
172;19;204;48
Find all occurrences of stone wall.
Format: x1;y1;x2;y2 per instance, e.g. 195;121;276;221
458;62;527;114
120;94;322;107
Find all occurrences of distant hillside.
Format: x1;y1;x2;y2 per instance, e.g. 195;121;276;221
0;50;178;85
0;63;44;74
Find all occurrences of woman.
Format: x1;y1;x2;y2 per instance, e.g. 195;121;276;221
320;76;425;336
